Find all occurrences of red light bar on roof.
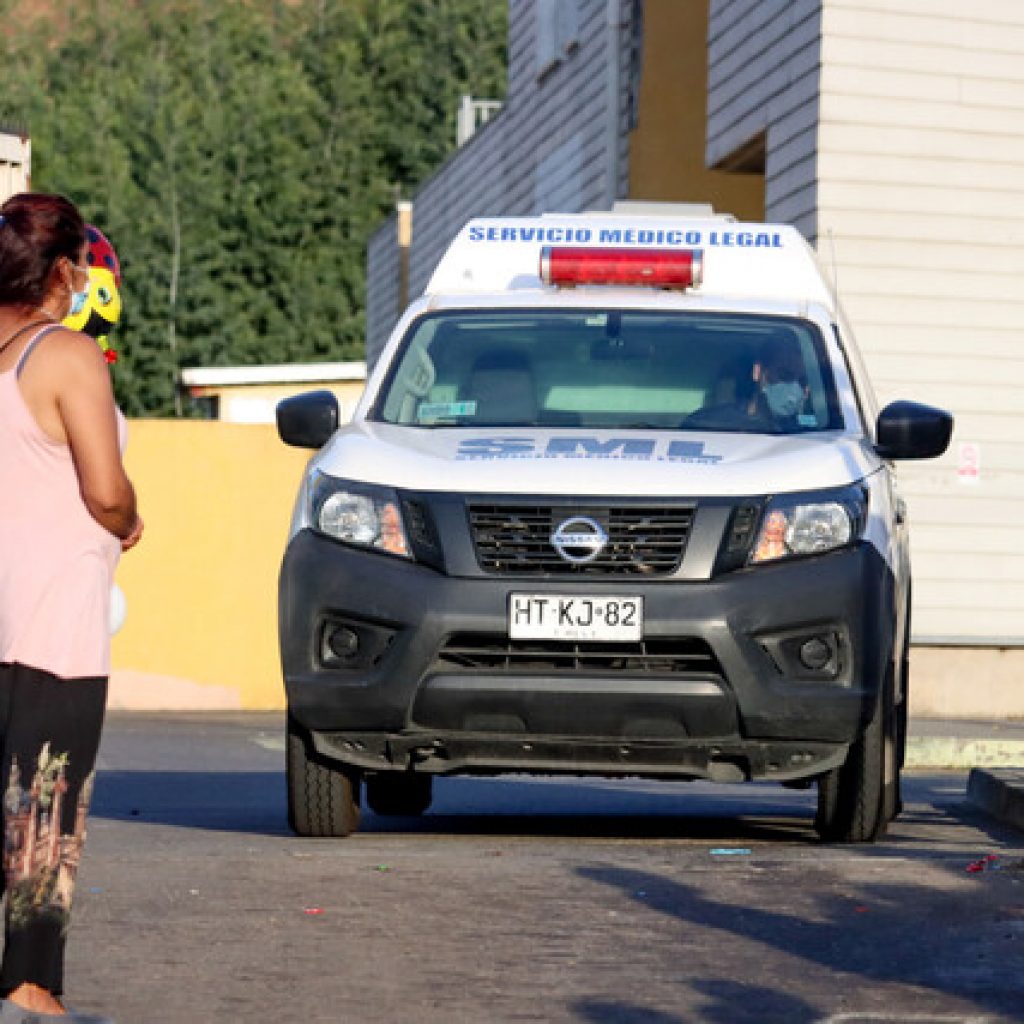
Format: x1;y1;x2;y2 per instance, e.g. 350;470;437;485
539;246;703;290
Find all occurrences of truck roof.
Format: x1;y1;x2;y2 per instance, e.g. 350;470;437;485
426;214;836;313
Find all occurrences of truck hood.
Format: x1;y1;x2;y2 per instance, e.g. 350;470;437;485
310;423;878;497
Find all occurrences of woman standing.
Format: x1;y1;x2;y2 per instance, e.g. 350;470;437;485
0;193;142;1023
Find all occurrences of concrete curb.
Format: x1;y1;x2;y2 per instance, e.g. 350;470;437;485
905;732;1024;834
905;736;1024;770
966;768;1024;834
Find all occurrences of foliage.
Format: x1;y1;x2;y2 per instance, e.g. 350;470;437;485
0;0;507;414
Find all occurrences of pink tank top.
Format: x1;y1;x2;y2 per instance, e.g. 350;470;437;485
0;326;125;678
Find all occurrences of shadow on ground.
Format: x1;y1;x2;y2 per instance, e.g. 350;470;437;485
89;769;838;843
90;770;1010;852
91;770;291;835
573;859;1023;1023
576;981;821;1024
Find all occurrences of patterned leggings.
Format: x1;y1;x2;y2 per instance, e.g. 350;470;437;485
0;663;106;996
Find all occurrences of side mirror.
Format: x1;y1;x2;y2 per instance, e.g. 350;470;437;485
276;390;340;449
875;400;953;460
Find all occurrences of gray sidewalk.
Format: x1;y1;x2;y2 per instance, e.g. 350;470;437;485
908;716;1024;833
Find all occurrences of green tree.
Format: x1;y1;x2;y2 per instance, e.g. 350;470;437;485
0;0;507;415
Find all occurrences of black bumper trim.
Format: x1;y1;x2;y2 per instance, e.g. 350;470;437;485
311;729;849;784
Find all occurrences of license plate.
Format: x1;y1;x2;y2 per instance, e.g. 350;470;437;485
508;594;643;642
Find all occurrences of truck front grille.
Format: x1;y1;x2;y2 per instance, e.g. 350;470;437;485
468;503;694;576
435;634;719;675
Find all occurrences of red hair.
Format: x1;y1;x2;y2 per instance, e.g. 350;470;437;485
0;192;87;308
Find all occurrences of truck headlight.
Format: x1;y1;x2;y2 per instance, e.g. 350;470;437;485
750;487;867;564
311;473;411;558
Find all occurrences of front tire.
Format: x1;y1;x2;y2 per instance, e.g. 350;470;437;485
814;664;897;843
286;715;362;837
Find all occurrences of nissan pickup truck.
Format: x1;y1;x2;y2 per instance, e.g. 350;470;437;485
276;211;952;842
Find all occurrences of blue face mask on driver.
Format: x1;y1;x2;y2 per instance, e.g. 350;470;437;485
762;380;805;418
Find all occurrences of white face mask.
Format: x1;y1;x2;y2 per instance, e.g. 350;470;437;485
763;380;804;418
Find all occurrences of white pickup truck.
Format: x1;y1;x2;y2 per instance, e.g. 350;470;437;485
277;211;952;842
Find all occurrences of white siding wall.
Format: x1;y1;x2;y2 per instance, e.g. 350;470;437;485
365;0;639;359
818;0;1024;642
707;0;822;237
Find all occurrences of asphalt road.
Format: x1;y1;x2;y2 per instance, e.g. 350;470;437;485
61;714;1024;1023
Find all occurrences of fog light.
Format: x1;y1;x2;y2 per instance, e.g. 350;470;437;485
319;616;398;670
759;627;848;684
327;626;360;660
798;636;834;671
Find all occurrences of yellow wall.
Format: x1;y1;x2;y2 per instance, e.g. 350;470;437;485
109;420;310;710
629;0;764;220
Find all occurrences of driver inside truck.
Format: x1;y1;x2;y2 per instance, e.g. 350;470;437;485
688;334;809;432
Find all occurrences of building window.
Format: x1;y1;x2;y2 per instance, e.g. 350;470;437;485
187;393;219;420
536;0;580;78
456;95;503;146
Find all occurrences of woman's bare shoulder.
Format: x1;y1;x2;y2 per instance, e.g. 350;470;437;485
44;326;104;353
26;328;111;395
36;327;107;370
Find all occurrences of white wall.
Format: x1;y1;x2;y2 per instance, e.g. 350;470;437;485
817;0;1024;642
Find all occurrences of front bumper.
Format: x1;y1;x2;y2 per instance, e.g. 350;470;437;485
279;530;896;783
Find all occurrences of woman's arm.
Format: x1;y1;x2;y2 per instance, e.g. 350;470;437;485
54;333;140;541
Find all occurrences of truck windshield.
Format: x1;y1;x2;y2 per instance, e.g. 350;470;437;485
371;309;843;434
